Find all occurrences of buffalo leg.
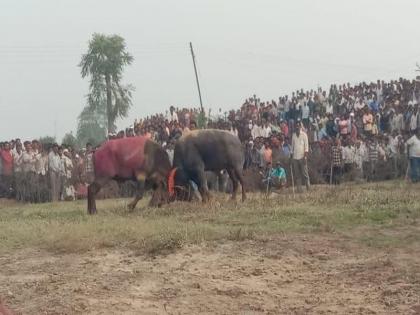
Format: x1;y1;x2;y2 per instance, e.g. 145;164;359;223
149;181;164;207
199;171;211;202
127;180;145;211
234;167;247;202
192;169;210;202
148;171;168;207
226;168;239;200
87;180;103;215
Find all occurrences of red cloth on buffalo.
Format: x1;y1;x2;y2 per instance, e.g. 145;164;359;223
94;137;148;179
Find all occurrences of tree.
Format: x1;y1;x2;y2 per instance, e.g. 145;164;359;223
62;132;77;148
79;33;134;133
76;106;107;147
416;63;420;81
39;136;56;146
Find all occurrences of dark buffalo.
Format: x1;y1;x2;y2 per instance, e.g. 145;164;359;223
87;136;171;214
172;129;246;202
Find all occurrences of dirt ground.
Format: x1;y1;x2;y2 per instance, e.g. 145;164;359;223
1;233;420;315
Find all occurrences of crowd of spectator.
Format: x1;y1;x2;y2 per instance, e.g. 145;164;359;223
1;76;420;202
131;77;420;186
0;140;95;201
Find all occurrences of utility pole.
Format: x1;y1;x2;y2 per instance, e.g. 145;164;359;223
190;42;204;114
54;117;57;140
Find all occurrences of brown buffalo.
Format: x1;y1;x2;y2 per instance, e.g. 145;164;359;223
87;136;171;214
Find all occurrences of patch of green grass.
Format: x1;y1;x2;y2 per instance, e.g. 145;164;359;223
0;182;419;254
359;229;420;248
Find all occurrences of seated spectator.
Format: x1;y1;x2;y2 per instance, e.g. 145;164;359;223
262;161;287;191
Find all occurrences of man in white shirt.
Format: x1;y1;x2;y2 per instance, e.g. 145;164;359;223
12;142;24;201
392;111;404;133
388;133;403;177
291;122;310;192
406;128;420;182
354;140;366;178
22;141;36;173
410;107;418;132
12;143;23;173
342;143;355;173
251;122;262;139
167;106;179;123
301;101;310;119
48;144;62;202
354;98;365;112
261;121;272;138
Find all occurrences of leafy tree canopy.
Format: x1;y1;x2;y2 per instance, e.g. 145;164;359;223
79;33;134;133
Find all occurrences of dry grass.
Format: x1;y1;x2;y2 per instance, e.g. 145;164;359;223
0;181;419;255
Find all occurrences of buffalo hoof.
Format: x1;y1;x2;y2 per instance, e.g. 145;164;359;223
127;203;136;211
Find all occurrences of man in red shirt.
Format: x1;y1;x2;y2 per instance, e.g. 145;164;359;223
0;142;14;198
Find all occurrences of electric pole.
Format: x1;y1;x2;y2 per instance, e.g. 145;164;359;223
190;42;204;113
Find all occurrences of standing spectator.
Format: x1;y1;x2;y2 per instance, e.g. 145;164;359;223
62;149;75;200
366;138;379;181
37;145;50;202
410;105;418;133
84;143;94;184
279;119;289;139
349;113;358;142
392;109;404;133
12;142;24;200
354;140;366;179
249;141;262;169
48;144;62;202
260;141;272;169
386;133;402;178
0;142;13;197
251;122;262;139
170;122;183;140
291;122;310;192
22;141;36;202
301;100;310;129
342;141;355;175
261;121;272;138
330;138;343;185
167;106;179;122
326;114;337;138
338;114;349;138
406;128;420;182
363;109;374;136
244;141;253;169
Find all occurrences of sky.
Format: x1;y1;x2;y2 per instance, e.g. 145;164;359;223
1;0;420;141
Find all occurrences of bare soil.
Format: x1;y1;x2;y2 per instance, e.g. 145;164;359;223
1;233;420;315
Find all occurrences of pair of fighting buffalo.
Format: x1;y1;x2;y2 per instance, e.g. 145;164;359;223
87;130;246;214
